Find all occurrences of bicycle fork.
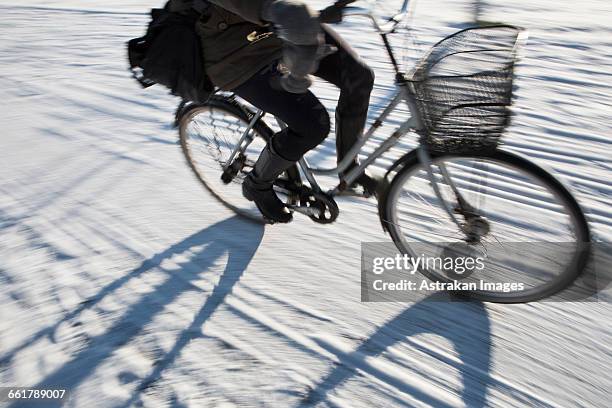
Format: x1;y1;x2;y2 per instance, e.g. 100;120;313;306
417;147;490;242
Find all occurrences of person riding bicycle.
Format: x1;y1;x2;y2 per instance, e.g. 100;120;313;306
170;0;376;223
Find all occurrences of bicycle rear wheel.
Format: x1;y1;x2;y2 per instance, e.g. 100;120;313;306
179;96;296;223
383;149;590;303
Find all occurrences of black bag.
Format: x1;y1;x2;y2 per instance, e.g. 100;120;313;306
127;4;214;102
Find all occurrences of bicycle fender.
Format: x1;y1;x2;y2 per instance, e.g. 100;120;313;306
377;149;421;233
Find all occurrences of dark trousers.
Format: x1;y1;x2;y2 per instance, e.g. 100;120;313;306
233;25;375;162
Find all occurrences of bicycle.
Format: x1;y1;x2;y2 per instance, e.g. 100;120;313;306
177;0;591;303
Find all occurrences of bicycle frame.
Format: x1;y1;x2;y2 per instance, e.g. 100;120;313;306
229;2;420;181
223;0;469;230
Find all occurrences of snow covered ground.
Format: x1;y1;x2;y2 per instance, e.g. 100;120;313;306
0;0;611;407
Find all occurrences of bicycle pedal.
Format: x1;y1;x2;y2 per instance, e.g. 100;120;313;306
337;187;373;199
287;204;322;217
339;174;380;199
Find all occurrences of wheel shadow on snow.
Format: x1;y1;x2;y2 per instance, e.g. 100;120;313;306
301;294;492;408
4;216;264;408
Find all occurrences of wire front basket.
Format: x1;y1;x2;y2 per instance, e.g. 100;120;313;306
409;25;526;153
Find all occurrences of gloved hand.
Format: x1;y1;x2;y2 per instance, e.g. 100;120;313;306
319;0;357;24
263;0;336;93
279;74;313;94
279;42;337;93
262;0;321;45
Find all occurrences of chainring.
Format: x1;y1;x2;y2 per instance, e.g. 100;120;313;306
300;191;339;224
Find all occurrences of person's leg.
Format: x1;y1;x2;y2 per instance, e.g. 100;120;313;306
233;63;331;222
314;25;375;169
234;63;330;162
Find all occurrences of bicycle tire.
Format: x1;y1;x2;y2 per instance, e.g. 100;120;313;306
381;149;591;303
178;96;299;224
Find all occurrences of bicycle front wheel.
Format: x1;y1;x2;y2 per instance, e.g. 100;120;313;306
383;149;590;303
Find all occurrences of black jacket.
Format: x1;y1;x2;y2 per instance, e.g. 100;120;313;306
170;0;282;90
208;0;270;24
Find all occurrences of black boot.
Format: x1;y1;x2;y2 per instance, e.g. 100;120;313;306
341;163;379;197
242;143;294;223
336;113;378;197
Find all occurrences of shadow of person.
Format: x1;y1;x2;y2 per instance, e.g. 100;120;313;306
7;216;263;408
301;294;491;408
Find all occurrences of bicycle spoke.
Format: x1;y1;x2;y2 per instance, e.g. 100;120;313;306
385;152;589;302
180;103;274;222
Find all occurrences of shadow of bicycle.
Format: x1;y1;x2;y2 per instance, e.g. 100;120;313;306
301;294;492;408
5;216;264;408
